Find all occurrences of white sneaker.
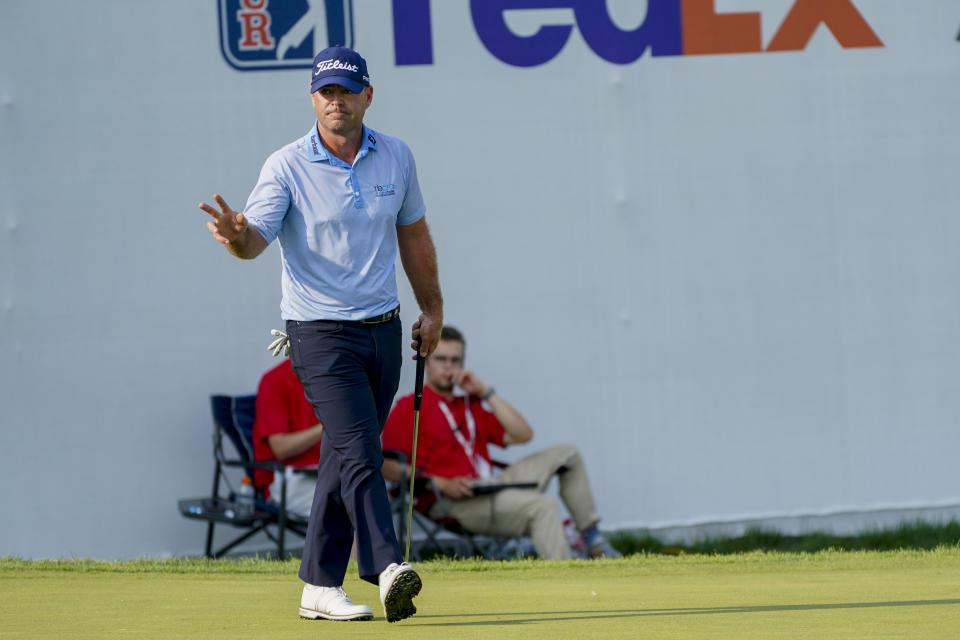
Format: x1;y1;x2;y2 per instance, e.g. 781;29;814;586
299;584;373;621
378;562;422;623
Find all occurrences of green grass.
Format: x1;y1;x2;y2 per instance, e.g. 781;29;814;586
610;519;960;555
4;550;960;639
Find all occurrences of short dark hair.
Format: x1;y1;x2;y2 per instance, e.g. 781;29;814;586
440;325;465;346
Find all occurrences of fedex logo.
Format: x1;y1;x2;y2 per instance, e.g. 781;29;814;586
218;0;355;71
392;0;883;67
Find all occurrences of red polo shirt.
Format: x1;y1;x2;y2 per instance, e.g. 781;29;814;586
382;386;505;479
252;359;322;498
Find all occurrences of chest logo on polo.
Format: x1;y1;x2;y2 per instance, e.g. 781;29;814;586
374;184;396;197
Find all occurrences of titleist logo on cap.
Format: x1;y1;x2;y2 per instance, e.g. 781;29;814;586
314;58;360;75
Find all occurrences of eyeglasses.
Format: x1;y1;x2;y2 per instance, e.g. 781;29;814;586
429;354;462;367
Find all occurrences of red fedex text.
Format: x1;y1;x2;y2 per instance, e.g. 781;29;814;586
682;0;883;55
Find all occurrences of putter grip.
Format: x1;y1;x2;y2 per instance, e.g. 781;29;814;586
413;338;425;411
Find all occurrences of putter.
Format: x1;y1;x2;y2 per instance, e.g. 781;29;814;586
404;337;426;563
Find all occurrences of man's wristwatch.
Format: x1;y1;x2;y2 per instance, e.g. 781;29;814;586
482;387;496;401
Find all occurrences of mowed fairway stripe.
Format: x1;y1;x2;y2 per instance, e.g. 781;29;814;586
2;550;959;639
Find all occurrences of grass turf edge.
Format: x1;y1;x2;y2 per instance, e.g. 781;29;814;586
4;547;960;576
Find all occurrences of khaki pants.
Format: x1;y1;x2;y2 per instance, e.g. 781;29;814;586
269;467;318;519
429;444;600;560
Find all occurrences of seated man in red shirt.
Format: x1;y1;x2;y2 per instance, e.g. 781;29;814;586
253;358;325;518
382;326;617;559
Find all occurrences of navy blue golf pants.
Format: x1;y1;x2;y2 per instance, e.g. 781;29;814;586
287;317;403;586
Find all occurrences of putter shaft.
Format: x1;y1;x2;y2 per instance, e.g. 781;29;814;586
405;410;420;562
405;341;426;562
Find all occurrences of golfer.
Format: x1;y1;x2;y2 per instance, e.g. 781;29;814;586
199;46;442;623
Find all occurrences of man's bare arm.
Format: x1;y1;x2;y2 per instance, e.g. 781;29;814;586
397;217;443;357
488;392;534;445
267;423;324;461
199;194;269;259
381;459;474;499
382;457;405;484
457;370;533;445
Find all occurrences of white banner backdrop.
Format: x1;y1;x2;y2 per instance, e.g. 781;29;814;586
1;0;959;557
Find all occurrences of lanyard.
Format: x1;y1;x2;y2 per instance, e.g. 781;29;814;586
437;397;492;478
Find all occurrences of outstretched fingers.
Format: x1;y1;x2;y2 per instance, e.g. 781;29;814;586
198;194;234;219
198;201;221;219
199;193;249;245
213;193;233;214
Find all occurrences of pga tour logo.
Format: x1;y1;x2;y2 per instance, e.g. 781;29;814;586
218;0;354;71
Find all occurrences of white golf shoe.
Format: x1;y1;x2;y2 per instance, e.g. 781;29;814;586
379;562;422;623
299;584;373;621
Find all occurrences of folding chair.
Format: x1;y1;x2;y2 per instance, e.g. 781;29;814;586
178;394;309;559
384;450;519;560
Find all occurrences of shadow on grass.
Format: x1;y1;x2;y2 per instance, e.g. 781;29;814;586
411;598;960;627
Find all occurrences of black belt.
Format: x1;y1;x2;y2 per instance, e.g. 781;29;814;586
358;306;400;325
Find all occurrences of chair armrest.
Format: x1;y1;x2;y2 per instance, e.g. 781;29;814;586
382;449;408;465
221;459;286;472
287;466;317;475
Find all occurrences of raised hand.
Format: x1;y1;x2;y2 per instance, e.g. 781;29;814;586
198;194;248;246
455;369;488;398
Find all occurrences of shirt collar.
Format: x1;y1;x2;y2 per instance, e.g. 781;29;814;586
303;123;378;163
303;124;328;162
424;385;468;404
360;126;378;153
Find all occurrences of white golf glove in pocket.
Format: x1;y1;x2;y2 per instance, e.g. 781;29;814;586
268;329;290;357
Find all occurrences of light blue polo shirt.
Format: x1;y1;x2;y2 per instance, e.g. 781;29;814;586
244;124;426;321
